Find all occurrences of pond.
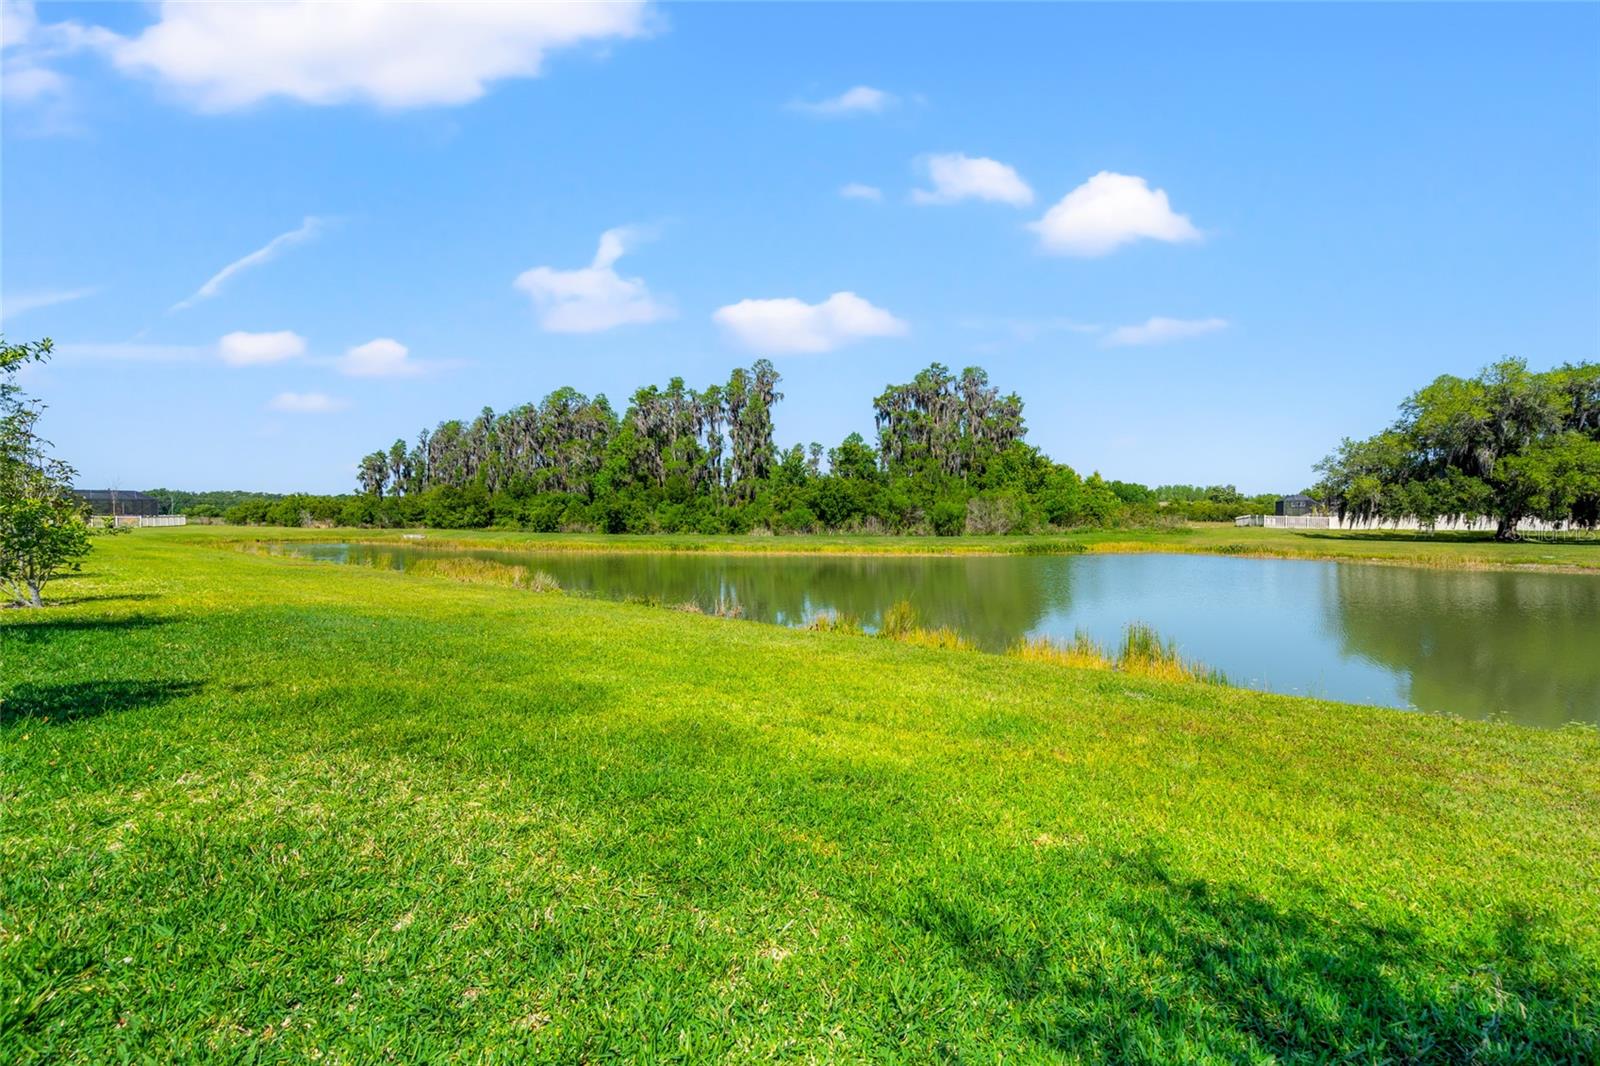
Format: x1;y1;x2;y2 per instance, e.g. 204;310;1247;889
273;543;1600;729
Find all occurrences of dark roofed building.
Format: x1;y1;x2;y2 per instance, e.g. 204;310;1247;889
1274;494;1318;517
74;489;161;517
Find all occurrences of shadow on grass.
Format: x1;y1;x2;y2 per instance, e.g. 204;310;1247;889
53;592;161;605
904;852;1596;1062
0;679;202;726
0;615;173;642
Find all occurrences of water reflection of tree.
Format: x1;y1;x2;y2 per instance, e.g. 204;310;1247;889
1329;565;1600;727
455;551;1067;652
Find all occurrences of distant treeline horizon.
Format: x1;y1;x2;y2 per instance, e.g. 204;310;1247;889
146;362;1291;533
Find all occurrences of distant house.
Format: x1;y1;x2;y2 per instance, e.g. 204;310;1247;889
1274;494;1318;517
74;489;161;518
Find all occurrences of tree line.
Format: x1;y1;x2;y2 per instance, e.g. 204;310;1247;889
1316;359;1600;538
215;360;1280;533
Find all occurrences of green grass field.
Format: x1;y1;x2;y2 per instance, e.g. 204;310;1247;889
3;532;1598;1062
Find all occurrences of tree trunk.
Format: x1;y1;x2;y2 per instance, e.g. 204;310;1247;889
26;579;42;608
1494;518;1520;541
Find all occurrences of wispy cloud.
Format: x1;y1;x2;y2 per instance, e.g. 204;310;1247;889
792;85;897;117
0;1;117;135
0;285;99;321
52;340;208;362
268;391;347;414
1104;316;1228;347
959;316;1103;342
839;182;883;202
170;217;327;313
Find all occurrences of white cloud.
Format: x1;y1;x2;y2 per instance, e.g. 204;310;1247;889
107;1;652;111
793;85;896;117
712;292;908;354
0;1;116;132
0;286;98;321
52;341;207;363
219;330;306;366
171;217;326;312
513;226;672;334
1104;316;1227;347
338;337;421;378
911;153;1033;207
1031;172;1201;257
839;182;883;202
268;391;347;414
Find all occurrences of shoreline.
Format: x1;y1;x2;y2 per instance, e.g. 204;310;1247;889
175;524;1600;575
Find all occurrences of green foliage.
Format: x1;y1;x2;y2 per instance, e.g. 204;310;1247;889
1;337;94;607
1318;359;1600;538
236;360;1276;536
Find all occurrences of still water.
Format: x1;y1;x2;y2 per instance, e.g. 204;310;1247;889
276;543;1600;728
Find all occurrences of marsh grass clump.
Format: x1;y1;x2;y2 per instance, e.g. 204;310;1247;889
1117;622;1227;685
1010;624;1226;685
895;625;972;651
875;600;973;651
878;600;919;639
1011;631;1112;670
807;611;864;635
405;556;562;593
410;555;527;587
1014;540;1087;556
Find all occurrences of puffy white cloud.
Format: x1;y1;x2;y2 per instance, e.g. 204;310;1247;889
172;217;325;312
338;337;420;378
1031;172;1201;257
219;330;306;366
712;292;907;354
1104;316;1227;347
793;85;896;117
268;391;347;414
513;227;672;334
911;153;1033;207
107;1;652;111
839;182;883;201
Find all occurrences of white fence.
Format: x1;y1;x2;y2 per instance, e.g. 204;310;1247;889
1235;513;1566;533
108;514;188;528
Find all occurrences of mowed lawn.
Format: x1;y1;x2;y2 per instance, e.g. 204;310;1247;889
2;535;1597;1063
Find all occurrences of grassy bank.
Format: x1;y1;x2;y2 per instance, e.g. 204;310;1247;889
179;521;1600;573
3;534;1598;1062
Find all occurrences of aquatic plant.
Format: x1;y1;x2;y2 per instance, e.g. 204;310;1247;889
1010;631;1112;671
807;611;864;635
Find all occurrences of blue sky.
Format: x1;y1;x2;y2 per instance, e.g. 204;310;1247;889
3;1;1596;494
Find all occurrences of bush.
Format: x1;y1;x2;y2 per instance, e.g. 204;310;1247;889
928;499;966;537
778;505;818;534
